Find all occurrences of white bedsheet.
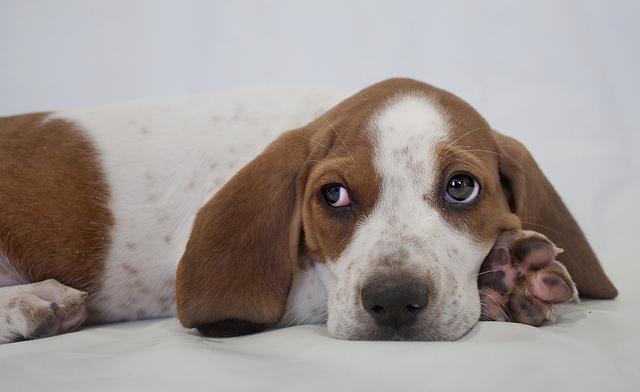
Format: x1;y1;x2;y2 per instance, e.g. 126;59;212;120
2;293;638;391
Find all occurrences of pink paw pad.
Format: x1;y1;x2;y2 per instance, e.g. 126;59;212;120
478;247;518;294
510;236;562;273
478;230;578;326
528;271;573;303
508;294;547;326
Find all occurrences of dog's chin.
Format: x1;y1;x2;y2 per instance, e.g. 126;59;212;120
329;318;479;342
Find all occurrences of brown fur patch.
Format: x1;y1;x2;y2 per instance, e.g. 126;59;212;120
176;129;311;331
492;131;617;298
0;113;113;294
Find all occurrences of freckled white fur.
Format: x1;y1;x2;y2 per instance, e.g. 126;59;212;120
324;94;491;340
48;88;346;322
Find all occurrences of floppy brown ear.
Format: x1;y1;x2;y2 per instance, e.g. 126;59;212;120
492;130;618;299
176;129;311;337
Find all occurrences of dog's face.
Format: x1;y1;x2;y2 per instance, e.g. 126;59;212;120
298;91;519;340
176;78;599;340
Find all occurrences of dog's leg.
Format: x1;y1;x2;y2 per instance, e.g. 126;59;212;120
0;279;88;343
478;230;579;326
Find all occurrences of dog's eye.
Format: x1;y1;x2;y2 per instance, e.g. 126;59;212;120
445;174;480;204
322;185;351;207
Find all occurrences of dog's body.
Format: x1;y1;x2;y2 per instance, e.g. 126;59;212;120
0;89;339;339
0;79;617;343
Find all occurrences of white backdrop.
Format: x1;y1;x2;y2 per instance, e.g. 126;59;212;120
1;0;639;294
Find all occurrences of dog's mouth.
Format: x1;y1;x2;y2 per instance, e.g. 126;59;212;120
332;316;479;341
327;292;481;342
346;325;437;341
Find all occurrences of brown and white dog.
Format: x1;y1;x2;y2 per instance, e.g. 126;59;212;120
0;78;617;343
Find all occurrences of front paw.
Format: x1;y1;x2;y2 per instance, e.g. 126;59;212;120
478;230;579;326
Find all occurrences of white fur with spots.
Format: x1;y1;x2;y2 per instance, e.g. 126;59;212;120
49;89;346;322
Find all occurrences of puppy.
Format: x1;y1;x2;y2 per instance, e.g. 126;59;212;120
0;79;617;343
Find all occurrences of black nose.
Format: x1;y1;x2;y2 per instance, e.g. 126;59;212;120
361;278;429;328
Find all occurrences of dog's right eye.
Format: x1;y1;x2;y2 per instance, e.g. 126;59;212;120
444;174;480;204
322;185;351;208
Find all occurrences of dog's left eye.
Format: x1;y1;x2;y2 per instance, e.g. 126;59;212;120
445;174;480;204
322;185;351;207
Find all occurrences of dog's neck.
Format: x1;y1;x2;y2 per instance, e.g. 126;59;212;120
278;255;330;328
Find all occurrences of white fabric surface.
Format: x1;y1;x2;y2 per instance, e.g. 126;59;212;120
1;297;638;391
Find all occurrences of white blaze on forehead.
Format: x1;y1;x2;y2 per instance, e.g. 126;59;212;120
372;94;448;192
346;93;456;262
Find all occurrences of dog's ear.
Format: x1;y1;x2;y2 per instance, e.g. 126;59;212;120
492;130;617;299
176;128;311;337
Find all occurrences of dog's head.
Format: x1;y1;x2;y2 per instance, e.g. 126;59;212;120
176;78;617;340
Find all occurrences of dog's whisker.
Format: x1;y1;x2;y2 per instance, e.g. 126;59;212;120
443;127;484;150
289;305;329;327
308;159;342;171
519;219;562;235
482;292;510;322
297;310;327;326
449;158;484;174
459;148;504;159
326;119;356;165
473;268;502;278
281;304;303;325
296;134;340;159
293;266;310;275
